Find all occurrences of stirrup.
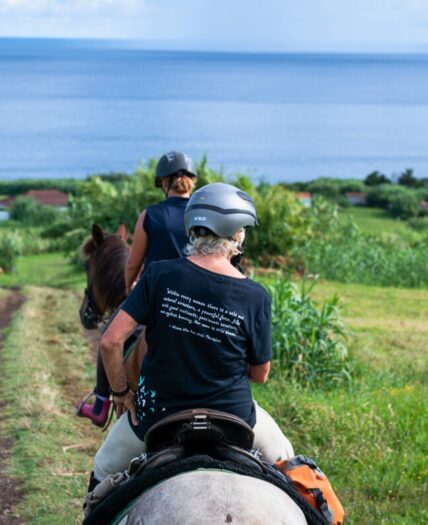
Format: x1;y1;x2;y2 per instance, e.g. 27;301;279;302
75;391;96;415
101;402;116;432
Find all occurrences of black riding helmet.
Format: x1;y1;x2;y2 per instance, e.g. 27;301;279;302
184;183;258;238
155;151;197;188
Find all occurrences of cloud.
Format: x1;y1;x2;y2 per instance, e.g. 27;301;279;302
0;0;142;13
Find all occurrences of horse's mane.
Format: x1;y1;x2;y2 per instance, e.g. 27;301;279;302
82;233;129;314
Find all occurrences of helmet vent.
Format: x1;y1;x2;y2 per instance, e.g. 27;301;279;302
236;191;255;205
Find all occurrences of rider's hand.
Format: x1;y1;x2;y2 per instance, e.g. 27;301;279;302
113;390;138;426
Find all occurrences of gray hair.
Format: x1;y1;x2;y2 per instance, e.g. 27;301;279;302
185;229;244;258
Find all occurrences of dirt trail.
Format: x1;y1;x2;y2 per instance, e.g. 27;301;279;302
0;290;26;525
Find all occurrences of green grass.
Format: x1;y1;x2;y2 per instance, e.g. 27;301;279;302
0;252;85;290
340;206;412;237
0;286;100;524
253;278;428;524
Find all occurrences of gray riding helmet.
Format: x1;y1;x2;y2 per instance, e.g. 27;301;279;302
184;182;258;238
155;151;197;188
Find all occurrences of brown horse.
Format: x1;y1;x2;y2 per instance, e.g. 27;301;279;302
79;223;141;391
79;223;129;329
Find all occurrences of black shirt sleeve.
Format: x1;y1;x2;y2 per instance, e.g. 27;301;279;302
247;291;272;365
120;266;152;324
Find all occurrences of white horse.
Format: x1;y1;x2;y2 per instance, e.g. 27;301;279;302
114;470;308;525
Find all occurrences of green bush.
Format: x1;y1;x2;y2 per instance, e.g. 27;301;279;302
9;196;38;222
246;184;310;261
9;196;62;226
0;232;22;273
366;184;421;219
267;277;351;387
388;192;420;219
307;178;341;201
408;217;428;232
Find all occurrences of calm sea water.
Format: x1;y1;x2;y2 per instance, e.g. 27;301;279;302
1;38;428;182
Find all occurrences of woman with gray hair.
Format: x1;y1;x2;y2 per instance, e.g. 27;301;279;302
89;182;293;489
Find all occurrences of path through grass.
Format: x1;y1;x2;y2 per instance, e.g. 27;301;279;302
0;287;99;524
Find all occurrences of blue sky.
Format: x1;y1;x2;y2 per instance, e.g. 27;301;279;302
1;0;428;52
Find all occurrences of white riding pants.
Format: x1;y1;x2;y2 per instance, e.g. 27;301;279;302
93;401;294;481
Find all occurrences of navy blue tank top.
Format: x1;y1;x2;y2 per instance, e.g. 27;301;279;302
142;197;189;267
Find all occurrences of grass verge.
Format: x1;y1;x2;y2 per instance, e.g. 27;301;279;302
0;286;99;524
253;278;428;524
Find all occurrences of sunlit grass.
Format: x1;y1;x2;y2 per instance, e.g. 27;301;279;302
340;206;413;237
0;252;85;290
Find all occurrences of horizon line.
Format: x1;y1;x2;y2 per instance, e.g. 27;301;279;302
1;36;428;57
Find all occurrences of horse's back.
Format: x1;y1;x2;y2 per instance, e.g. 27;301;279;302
122;470;307;525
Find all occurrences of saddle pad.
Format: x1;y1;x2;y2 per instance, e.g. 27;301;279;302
82;455;328;525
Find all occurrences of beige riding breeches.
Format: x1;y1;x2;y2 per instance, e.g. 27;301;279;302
93;401;294;481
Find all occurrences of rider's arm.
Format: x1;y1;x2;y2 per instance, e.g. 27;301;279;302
248;361;271;384
125;210;148;293
100;310;139;424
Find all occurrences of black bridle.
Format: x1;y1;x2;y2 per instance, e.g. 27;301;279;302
79;259;106;329
79;286;105;329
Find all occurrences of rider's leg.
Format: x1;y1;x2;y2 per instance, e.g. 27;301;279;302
76;350;111;425
252;401;294;463
93;413;145;482
94;350;110;399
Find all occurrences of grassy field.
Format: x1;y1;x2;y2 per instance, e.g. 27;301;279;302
256;278;428;523
340;206;413;237
0;252;85;290
0;252;427;524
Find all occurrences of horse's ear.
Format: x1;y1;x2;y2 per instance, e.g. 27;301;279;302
117;223;129;242
92;224;104;246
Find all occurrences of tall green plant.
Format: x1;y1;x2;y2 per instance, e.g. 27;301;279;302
267;277;350;388
0;232;22;273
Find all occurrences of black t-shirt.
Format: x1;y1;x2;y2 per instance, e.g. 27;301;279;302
121;258;272;440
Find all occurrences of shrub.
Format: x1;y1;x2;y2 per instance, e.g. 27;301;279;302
366;184;421;219
267;277;351;388
9;196;62;226
307;178;341;201
388;192;421;219
9;196;38;222
408;217;428;233
0;232;22;273
246;184;310;261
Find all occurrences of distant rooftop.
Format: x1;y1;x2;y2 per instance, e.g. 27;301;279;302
0;189;69;208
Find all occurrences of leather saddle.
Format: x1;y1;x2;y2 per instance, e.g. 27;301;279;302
145;408;254;452
128;408;263;478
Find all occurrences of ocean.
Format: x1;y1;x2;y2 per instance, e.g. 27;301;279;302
1;38;428;183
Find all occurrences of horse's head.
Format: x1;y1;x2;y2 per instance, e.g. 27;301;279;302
79;223;129;329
